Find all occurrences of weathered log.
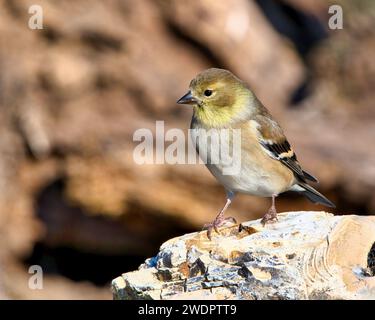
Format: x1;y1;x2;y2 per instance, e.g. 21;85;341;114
112;211;375;300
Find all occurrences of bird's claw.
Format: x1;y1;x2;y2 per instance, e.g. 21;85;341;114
204;216;237;240
261;207;278;226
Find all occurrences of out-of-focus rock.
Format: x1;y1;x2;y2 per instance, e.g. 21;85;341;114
161;0;304;109
112;211;375;300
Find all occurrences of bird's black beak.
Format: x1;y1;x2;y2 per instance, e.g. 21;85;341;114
177;91;197;105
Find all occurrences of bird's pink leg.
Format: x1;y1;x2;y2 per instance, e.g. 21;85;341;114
261;194;278;226
204;192;236;240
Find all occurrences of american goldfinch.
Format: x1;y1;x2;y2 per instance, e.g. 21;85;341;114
177;68;335;239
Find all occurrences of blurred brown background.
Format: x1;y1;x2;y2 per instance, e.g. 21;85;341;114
0;0;374;299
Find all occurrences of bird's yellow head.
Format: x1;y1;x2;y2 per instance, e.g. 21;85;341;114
177;68;253;127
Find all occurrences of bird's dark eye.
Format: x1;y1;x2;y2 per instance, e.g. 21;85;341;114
204;89;213;97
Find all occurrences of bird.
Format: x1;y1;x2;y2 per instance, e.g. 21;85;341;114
177;68;335;239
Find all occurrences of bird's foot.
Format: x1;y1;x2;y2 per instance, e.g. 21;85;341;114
261;206;278;226
204;216;237;240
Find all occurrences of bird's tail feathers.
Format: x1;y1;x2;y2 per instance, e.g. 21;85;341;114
298;182;335;208
302;170;319;183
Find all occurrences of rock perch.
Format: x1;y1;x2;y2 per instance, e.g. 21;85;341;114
112;211;375;300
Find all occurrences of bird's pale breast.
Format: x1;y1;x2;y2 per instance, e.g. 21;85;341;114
191;119;295;197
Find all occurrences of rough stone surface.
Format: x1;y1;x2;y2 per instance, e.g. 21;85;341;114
112;211;375;300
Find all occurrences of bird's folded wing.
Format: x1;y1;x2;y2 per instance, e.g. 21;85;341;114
253;114;318;183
